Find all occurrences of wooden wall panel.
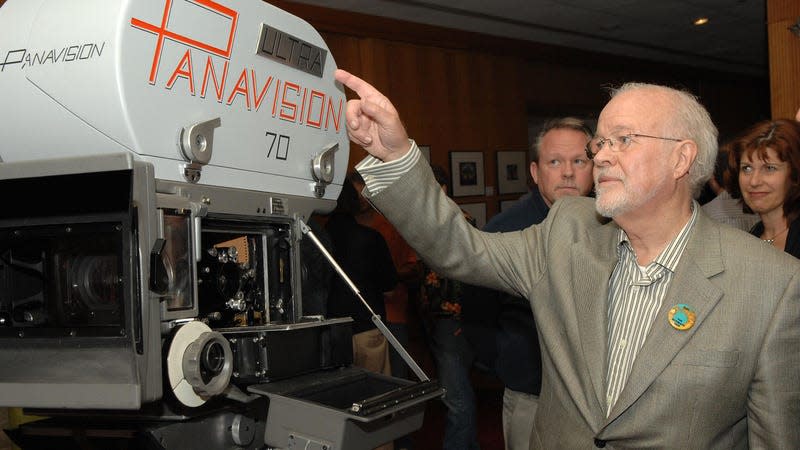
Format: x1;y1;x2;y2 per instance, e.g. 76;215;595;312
323;30;530;214
523;61;616;117
272;0;771;216
767;0;800;119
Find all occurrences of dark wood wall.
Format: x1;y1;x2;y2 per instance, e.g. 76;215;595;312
767;0;800;119
268;0;769;216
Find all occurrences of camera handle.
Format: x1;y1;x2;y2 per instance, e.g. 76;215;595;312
299;219;430;382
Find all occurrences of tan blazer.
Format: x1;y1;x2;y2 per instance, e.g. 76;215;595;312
365;158;800;449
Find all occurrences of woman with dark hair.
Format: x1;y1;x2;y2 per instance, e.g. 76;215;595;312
725;119;800;257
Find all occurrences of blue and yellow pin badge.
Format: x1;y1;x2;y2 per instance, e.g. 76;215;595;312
668;304;696;331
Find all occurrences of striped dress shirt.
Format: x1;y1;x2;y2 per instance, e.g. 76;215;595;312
604;205;698;415
355;139;421;193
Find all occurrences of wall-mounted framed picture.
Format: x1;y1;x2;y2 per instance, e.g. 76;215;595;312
419;145;431;162
449;151;485;197
496;150;528;194
459;202;487;229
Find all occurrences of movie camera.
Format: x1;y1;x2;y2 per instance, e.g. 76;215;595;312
0;1;440;448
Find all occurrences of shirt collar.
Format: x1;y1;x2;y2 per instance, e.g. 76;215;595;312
616;200;699;272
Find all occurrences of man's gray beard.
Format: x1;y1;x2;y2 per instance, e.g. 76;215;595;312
595;181;663;219
595;189;632;218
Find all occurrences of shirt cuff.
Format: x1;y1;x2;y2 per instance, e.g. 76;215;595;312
355;139;420;194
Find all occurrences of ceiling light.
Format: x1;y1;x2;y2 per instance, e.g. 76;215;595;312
693;17;710;26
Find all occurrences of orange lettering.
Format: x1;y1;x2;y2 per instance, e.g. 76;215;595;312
225;68;251;110
251;70;274;112
325;96;343;132
200;56;228;102
306;90;325;128
166;49;195;95
279;82;300;122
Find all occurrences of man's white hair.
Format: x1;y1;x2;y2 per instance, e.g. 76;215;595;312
611;83;718;198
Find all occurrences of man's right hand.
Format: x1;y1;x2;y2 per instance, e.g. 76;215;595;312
334;69;411;162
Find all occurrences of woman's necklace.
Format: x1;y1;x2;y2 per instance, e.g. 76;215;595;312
762;226;789;245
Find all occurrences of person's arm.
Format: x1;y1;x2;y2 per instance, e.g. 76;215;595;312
337;69;546;298
370;154;544;296
746;269;800;447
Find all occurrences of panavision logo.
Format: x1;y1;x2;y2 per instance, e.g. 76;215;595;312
1;43;105;72
130;0;341;132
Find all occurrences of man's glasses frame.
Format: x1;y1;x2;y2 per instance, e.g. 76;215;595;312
585;133;684;160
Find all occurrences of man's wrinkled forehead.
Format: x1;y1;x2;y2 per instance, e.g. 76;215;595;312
541;128;590;152
598;88;667;133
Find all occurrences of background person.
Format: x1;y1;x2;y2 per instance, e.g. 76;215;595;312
350;171;421;382
725;118;800;257
325;177;397;376
350;171;419;450
462;117;594;450
701;148;759;231
421;164;481;450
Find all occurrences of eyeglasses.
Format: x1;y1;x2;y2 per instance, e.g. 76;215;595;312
584;133;684;160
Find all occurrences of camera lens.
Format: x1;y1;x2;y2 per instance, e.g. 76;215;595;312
70;255;119;309
200;340;226;381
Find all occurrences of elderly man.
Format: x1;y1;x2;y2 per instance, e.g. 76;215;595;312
335;68;800;449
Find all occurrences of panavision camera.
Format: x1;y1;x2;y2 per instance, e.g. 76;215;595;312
0;1;440;448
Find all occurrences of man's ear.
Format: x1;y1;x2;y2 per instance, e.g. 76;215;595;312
675;140;698;179
530;161;539;185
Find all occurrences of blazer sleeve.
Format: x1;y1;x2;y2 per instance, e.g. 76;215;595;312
363;156;549;298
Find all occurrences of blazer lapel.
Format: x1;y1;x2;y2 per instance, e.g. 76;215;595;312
572;221;619;420
604;214;725;423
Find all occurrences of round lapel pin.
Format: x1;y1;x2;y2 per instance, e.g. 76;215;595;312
668;304;696;331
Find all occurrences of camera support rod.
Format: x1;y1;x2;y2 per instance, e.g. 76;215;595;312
299;219;430;382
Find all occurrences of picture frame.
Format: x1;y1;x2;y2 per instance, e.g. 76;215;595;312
449;151;485;197
418;144;431;162
459;202;487;229
496;150;528;194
